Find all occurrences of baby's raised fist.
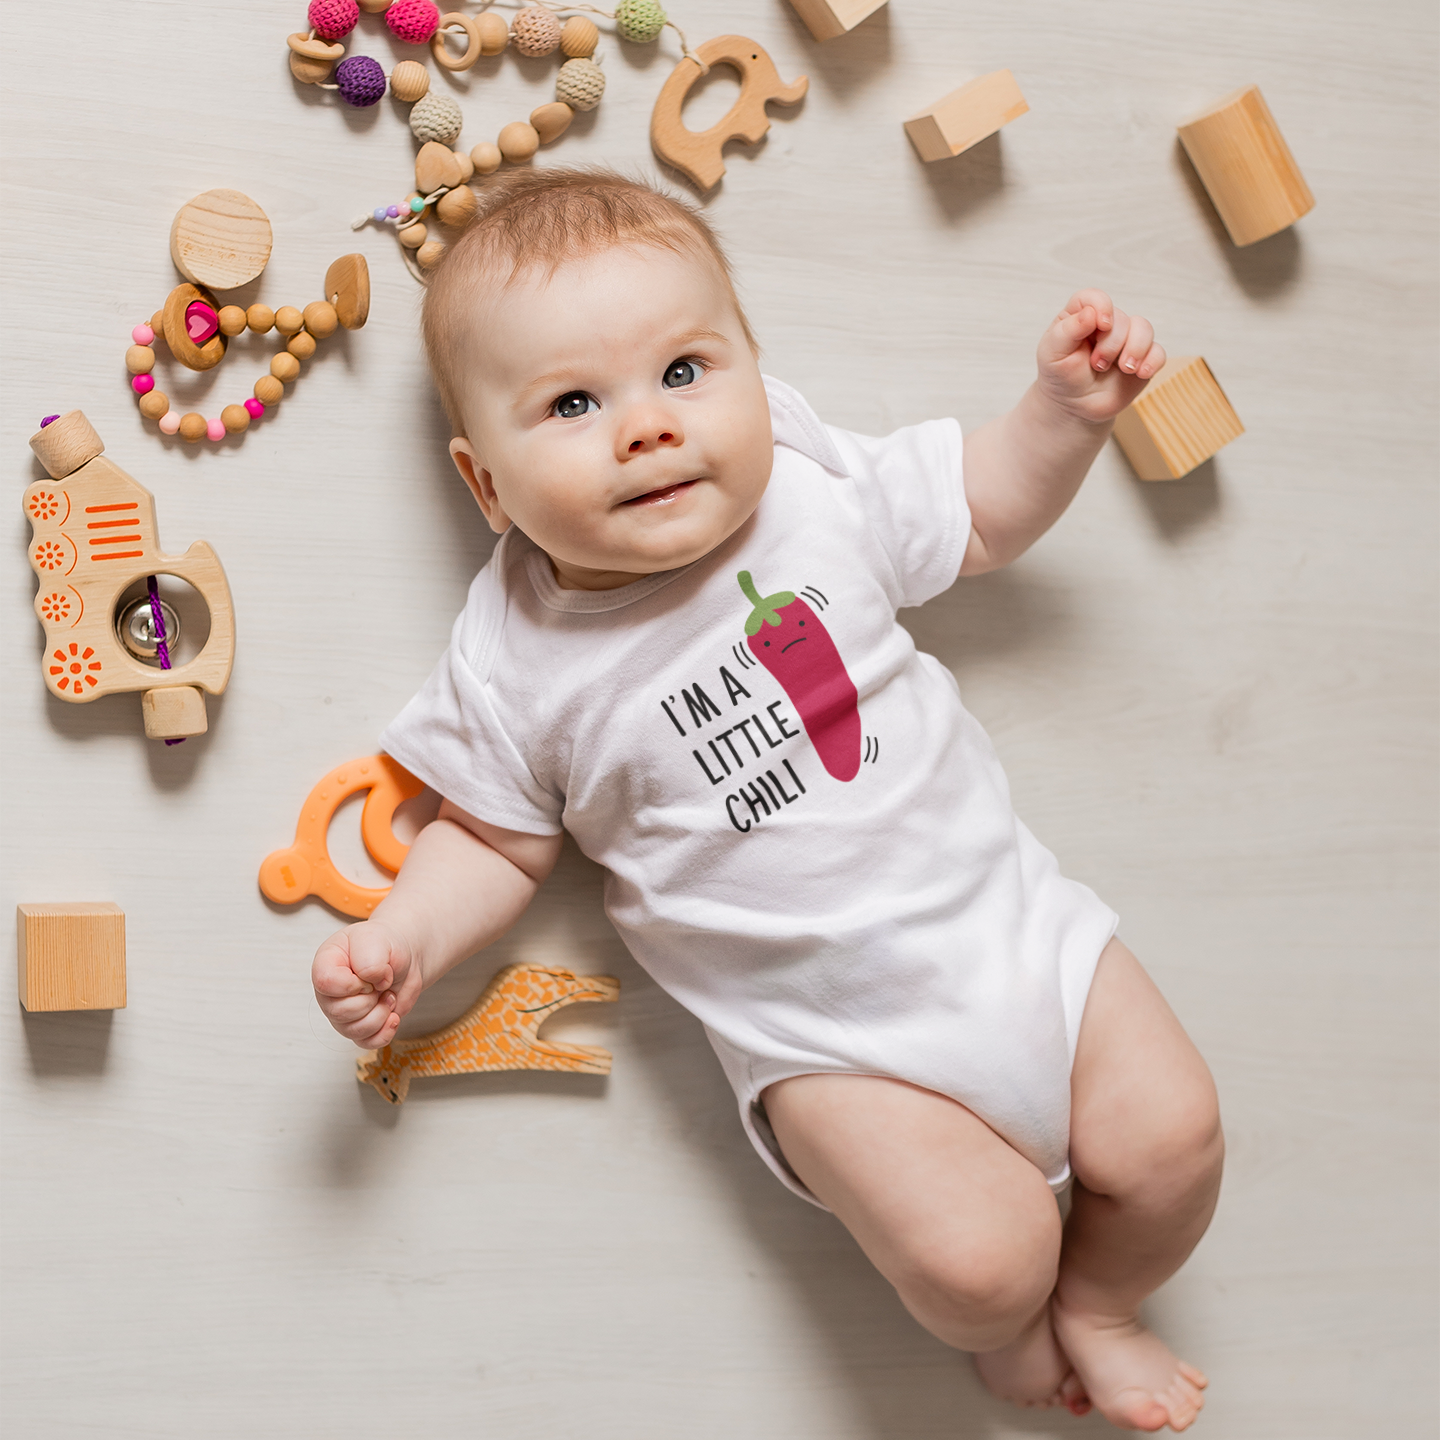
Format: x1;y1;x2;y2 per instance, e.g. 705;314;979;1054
311;919;420;1049
1036;289;1166;425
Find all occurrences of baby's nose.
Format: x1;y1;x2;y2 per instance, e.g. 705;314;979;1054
618;405;685;457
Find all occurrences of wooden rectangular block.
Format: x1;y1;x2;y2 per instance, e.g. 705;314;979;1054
1112;356;1245;481
1178;85;1314;246
787;0;887;42
142;684;208;740
904;70;1029;163
17;904;126;1012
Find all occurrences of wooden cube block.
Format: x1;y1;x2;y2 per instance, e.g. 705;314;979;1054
904;70;1029;163
787;0;886;42
17;904;126;1012
1178;86;1314;247
142;685;208;740
1112;357;1245;481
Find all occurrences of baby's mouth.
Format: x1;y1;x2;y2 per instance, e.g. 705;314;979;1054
622;478;698;506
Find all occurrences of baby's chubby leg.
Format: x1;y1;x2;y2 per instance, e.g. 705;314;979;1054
762;1074;1085;1411
1050;938;1223;1432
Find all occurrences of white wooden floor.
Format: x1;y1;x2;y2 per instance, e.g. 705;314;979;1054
2;2;1436;1435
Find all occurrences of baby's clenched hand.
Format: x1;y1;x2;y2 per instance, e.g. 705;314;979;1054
312;919;422;1050
1036;289;1166;426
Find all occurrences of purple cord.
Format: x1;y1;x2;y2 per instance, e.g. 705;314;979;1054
147;575;185;747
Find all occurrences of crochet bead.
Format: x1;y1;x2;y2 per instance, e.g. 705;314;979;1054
385;0;440;44
498;121;540;163
139;390;169;420
179;413;207;442
560;14;599;57
287;331;317;360
409;91;463;144
206;417;226;441
222;403;251;434
255;375;284;404
244;397;265;418
132;374;155;395
304;301;339;338
308;0;359;40
218;305;248;337
159;411;182;435
131;323;154;346
555;57;605;111
126;345;155;375
470;141;502;175
476;10;509;53
510;5;562;57
334;54;387;106
390;59;430;102
246;304;275;334
614;0;665;44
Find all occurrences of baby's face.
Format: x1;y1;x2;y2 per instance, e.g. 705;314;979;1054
451;244;774;589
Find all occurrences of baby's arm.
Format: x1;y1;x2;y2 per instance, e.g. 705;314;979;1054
960;289;1164;574
311;803;562;1049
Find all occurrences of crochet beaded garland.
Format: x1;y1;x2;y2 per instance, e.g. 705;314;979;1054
286;1;700;278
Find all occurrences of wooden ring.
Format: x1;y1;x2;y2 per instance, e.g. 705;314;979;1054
161;283;227;372
431;13;482;71
287;30;345;60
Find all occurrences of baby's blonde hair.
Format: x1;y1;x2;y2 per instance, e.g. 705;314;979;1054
422;167;758;433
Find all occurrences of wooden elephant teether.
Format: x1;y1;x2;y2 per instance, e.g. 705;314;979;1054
357;962;621;1103
259;754;423;917
25;411;235;741
650;35;808;192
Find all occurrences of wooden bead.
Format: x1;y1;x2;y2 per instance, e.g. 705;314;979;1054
436;185;477;226
416;140;464;194
498;121;540;163
561;14;598;57
400;222;428;249
324;254;371;330
221;404;251;434
289;49;335;85
125;345;155;375
271;352;301;383
287;331;318;360
530;102;574;144
247;304;276;334
138;391;170;421
303;300;339;339
476;10;509;53
470;142;502;175
179;412;208;443
389;60;430;103
432;12;482;71
254;375;284;404
218;305;248;336
150;309;165;335
453;148;474;181
274;306;304;336
417;241;447;269
359;0;392;10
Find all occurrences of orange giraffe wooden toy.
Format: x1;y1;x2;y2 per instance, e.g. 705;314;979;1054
259;754;423;917
649;35;808;192
25;410;236;740
357;962;621;1103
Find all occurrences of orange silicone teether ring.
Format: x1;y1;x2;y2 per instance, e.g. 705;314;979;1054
258;754;423;917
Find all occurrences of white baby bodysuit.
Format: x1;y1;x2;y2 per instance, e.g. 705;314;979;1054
381;376;1118;1206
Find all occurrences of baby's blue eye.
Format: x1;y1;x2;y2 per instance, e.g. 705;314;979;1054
663;360;701;389
553;392;596;419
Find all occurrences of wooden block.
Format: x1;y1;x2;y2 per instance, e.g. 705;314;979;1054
356;963;620;1103
141;685;208;739
1177;86;1314;247
169;189;273;290
904;70;1029;162
29;411;103;481
17;903;126;1012
1111;356;1245;481
787;0;886;42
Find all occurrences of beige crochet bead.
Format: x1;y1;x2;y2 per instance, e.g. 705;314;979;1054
470;141;503;175
498;121;540;163
555;57;605;111
476;10;509;54
389;60;430;103
410;91;463;145
560;14;598;57
417;241;447;269
510;4;561;56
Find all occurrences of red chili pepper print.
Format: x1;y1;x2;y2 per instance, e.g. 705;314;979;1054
739;571;861;782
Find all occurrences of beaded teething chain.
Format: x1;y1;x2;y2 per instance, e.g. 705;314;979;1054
287;0;702;278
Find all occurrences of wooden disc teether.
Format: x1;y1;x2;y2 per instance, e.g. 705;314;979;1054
649;35;808;192
258;754;424;917
169;188;274;290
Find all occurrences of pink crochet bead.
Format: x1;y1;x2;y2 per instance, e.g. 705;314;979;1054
385;0;440;43
132;323;154;346
159;412;181;435
132;374;154;395
244;398;265;419
206;417;226;442
308;0;359;39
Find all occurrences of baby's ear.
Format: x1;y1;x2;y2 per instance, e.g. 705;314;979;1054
449;437;510;535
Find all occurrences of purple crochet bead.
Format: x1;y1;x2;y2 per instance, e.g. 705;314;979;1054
334;55;386;107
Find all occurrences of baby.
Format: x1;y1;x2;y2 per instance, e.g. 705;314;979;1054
313;169;1222;1432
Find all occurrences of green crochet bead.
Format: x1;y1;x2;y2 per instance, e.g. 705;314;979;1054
614;0;665;43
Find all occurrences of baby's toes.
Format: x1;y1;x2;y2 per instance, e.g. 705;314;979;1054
1059;1372;1092;1416
1178;1360;1208;1389
1162;1378;1206;1431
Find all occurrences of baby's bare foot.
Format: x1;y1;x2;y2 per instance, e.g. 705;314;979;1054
974;1308;1092;1414
1051;1301;1207;1432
